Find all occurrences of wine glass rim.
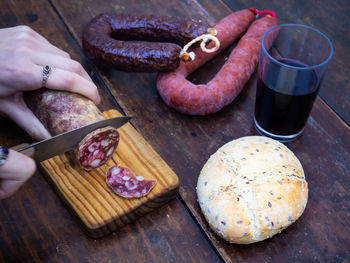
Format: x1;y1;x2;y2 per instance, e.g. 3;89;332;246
261;24;334;70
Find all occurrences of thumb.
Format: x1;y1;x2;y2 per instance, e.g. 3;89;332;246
0;149;36;200
0;93;51;141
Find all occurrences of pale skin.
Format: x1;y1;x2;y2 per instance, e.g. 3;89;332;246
0;25;100;200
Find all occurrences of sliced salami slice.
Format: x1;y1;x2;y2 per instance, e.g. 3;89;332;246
106;165;156;198
78;127;119;170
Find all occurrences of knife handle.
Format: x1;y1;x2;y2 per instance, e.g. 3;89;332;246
11;143;35;158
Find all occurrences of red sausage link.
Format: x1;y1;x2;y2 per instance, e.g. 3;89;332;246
157;10;278;115
82;14;207;72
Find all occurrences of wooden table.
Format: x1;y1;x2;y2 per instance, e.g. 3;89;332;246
0;0;349;262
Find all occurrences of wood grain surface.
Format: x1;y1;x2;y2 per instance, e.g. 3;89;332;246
0;0;349;262
50;0;350;262
0;0;222;262
39;110;179;238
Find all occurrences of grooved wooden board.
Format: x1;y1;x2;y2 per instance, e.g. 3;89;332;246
39;109;179;238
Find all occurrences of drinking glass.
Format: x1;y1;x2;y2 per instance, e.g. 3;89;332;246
254;24;333;142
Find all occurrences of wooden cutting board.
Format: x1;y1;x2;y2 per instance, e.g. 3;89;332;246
38;109;179;238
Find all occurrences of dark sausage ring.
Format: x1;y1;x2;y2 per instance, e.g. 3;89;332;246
82;14;207;72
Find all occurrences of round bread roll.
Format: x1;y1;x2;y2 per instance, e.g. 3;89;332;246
197;136;308;244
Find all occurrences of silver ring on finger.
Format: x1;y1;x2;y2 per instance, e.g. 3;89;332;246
42;65;52;88
0;146;9;167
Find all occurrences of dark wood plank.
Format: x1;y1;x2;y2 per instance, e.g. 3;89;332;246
0;1;222;262
50;0;350;262
221;0;350;125
0;176;219;263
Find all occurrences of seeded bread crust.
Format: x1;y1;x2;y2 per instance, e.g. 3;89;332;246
196;136;308;244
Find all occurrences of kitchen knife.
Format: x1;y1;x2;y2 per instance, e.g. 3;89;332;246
16;116;131;162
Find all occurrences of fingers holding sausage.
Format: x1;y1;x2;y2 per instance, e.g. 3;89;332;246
0;25;70;59
31;52;93;82
0;93;51;141
30;39;71;59
30;53;100;103
0;25;99;103
0;25;50;44
31;65;100;104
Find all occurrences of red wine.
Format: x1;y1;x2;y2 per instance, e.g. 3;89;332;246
255;58;320;136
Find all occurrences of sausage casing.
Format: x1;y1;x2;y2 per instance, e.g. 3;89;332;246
25;89;119;170
82;14;207;72
157;10;278;115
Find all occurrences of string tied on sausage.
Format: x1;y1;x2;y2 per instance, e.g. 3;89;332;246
179;28;220;62
249;7;276;18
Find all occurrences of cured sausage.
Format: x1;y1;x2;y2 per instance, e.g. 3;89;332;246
24;89;119;170
106;165;156;198
82;13;207;72
77;126;119;170
157;9;278;115
25;90;119;170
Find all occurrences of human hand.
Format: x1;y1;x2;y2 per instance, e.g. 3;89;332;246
0;147;36;200
0;25;101;141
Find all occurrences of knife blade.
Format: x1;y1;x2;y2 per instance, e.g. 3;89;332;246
16;116;131;162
